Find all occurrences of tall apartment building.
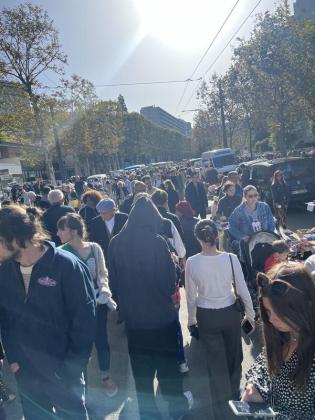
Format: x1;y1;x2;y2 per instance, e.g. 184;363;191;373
140;105;192;137
294;0;315;23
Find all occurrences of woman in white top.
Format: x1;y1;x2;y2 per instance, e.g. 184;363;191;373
185;219;255;420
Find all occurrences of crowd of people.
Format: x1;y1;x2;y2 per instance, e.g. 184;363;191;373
0;164;313;420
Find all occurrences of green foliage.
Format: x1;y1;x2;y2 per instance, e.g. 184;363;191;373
196;1;315;157
117;94;128;113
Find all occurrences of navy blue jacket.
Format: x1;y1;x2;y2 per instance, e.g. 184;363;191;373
0;241;96;380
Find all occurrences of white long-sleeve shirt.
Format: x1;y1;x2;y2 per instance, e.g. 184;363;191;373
185;252;255;326
168;220;186;259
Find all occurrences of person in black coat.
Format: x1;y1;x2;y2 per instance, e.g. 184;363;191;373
175;200;201;258
185;172;208;219
42;189;75;246
163;179;180;214
107;196;190;420
88;198;128;262
271;170;289;228
217;182;242;220
152;189;184;241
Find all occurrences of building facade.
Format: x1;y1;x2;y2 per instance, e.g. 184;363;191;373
140;106;192;136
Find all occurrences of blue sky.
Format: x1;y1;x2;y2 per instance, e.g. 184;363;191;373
1;0;294;123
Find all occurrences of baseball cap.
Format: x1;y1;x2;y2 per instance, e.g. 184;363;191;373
96;198;116;213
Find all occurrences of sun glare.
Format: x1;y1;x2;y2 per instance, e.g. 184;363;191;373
134;0;226;51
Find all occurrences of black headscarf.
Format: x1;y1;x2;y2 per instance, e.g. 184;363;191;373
120;195;163;237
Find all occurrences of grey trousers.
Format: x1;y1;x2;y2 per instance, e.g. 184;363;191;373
197;304;243;420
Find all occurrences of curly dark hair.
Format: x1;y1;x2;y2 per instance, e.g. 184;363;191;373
0;205;50;250
81;190;102;206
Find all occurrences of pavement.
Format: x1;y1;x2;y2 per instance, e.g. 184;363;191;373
4;206;315;419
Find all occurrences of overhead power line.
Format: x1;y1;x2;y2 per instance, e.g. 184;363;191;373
175;0;240;114
181;0;263;114
1;78;201;91
41;77;202;90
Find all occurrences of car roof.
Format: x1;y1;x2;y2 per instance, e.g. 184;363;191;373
240;158;268;166
250;157;310;167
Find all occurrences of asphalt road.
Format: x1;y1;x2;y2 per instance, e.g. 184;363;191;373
5;205;315;419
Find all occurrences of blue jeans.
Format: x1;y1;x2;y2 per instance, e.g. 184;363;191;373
175;310;185;363
95;304;110;373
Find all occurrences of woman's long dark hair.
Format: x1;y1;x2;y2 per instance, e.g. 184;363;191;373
257;264;315;388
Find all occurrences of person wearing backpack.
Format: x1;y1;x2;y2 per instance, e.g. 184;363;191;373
57;213;118;398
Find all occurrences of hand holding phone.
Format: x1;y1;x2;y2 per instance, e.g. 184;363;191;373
242;319;255;336
242;384;264;403
229;400;278;417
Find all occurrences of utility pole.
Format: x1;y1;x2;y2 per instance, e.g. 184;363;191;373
49;103;66;181
218;79;228;148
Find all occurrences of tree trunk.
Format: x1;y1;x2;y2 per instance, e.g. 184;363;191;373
27;86;56;184
73;153;81;176
218;80;228;148
85;156;91;176
49;104;66;181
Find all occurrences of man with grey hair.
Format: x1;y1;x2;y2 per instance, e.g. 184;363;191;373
42;189;75;245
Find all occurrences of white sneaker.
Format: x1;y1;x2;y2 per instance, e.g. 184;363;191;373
173;391;194;420
178;361;189;374
183;390;194;411
101;376;118;398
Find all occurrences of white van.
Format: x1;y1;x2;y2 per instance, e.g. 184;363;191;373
87;174;107;188
201;148;236;174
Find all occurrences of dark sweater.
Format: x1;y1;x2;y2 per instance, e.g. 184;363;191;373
180;217;201;258
157;207;184;241
217;194;242;219
42;204;75;245
271;181;289;206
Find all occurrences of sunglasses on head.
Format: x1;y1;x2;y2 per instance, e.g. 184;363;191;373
257;272;304;296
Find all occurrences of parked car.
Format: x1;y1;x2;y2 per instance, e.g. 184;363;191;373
248;157;315;204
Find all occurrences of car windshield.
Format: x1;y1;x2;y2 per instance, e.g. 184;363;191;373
213;154;235;169
273;160;315;179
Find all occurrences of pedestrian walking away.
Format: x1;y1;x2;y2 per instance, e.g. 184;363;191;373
185;219;255;419
88;198;128;262
42;189;75;246
108;196;193;420
57;213;118;398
